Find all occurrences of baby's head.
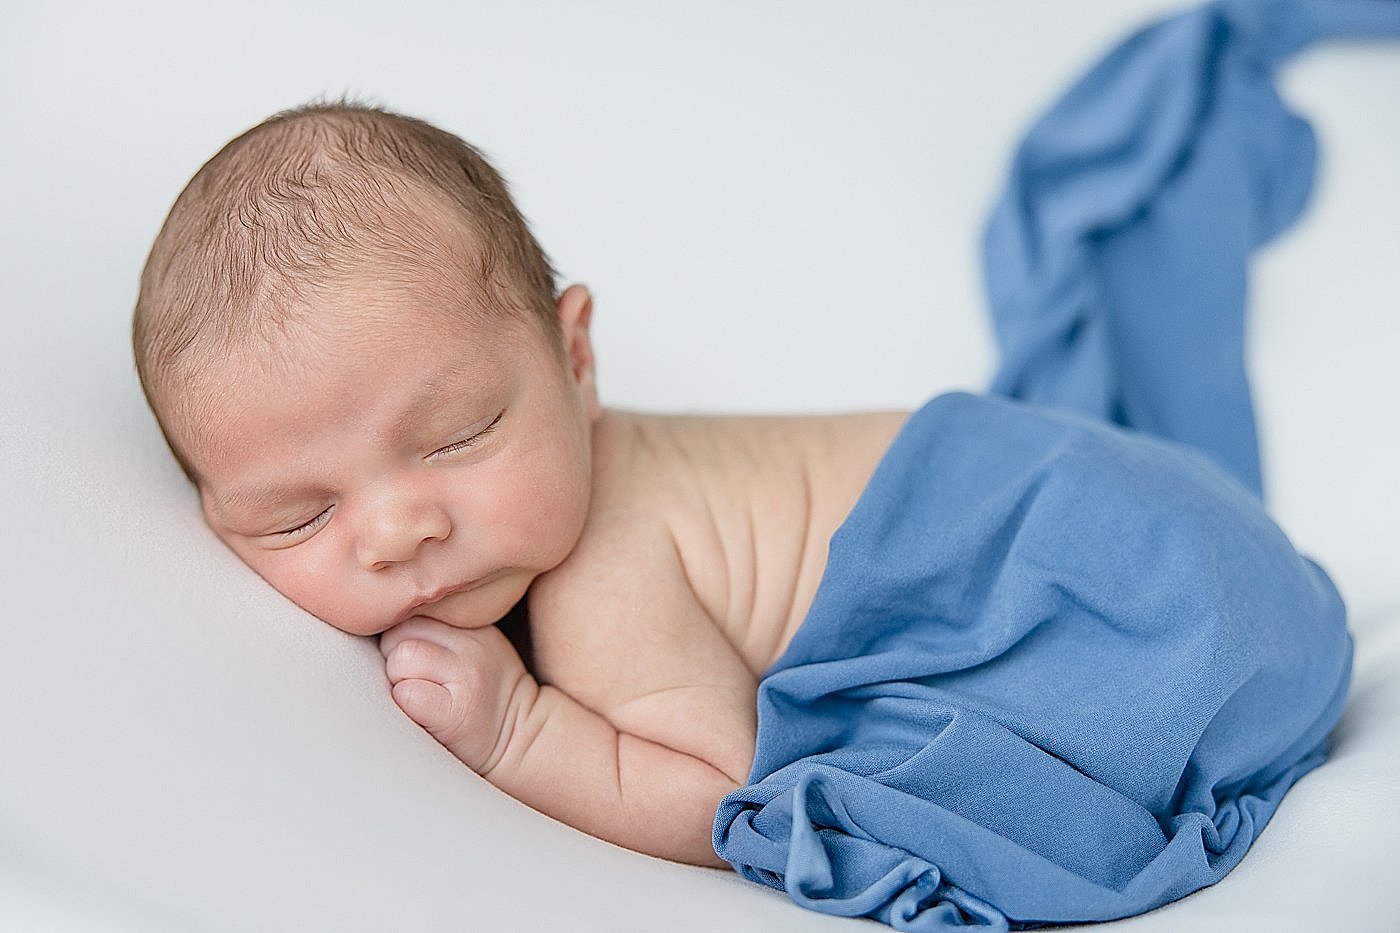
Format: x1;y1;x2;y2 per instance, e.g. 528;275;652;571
134;102;601;636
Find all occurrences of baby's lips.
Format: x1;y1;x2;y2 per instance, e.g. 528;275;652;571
392;574;494;628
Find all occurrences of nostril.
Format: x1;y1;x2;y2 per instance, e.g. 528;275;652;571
426;510;452;545
356;499;452;569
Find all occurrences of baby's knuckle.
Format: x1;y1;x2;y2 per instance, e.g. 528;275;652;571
391;637;430;663
393;638;450;677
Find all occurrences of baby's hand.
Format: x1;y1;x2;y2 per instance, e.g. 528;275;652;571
379;617;530;774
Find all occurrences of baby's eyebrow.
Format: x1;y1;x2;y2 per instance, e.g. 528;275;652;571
208;483;311;523
389;366;503;437
389;384;453;437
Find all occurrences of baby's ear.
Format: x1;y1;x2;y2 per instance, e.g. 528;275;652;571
556;284;600;419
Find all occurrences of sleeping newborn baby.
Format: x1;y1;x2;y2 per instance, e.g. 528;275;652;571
135;95;1355;929
132;101;907;867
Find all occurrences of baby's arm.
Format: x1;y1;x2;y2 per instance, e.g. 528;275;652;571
380;576;757;866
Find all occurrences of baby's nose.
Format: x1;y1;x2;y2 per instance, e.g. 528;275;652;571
355;493;451;571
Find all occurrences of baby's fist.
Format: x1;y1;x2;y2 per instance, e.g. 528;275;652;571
379;617;529;773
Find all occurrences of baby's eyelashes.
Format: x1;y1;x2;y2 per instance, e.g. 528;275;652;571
267;505;334;543
427;411;503;461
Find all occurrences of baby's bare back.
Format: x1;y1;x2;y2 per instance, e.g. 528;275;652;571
515;408;905;862
535;409;907;668
618;411;902;664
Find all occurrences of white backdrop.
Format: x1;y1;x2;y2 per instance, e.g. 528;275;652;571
2;2;1397;931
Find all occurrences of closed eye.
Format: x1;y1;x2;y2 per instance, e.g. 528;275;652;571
430;412;502;460
273;506;333;539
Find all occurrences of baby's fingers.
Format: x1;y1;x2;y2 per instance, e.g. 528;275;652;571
379;616;460;658
383;635;460;684
378;622;524;774
390;678;460;737
384;639;474;731
382;636;499;768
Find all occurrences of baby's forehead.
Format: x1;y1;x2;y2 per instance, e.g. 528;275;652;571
193;265;539;376
173;306;530;476
224;211;492;336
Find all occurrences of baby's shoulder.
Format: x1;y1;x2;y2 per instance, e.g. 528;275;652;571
529;411;694;599
524;411;711;681
524;408;910;692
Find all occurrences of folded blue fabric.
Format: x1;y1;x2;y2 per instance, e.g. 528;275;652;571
714;393;1350;928
986;0;1400;496
714;0;1397;927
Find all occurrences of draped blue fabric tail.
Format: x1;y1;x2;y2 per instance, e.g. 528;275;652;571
714;1;1400;928
985;0;1400;497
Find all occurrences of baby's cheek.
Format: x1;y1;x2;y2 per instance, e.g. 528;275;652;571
524;445;591;557
307;581;384;637
257;548;382;636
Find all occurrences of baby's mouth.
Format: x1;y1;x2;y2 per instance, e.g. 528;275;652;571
393;575;492;627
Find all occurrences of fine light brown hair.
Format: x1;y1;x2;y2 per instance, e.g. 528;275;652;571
132;99;558;478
